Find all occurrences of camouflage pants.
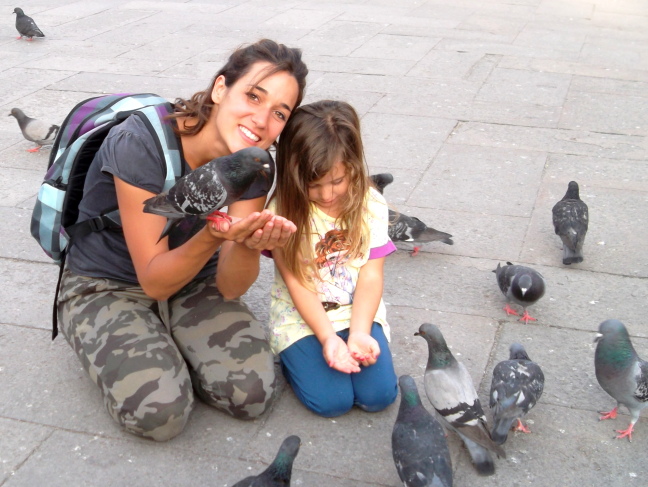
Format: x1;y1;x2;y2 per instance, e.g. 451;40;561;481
57;267;276;441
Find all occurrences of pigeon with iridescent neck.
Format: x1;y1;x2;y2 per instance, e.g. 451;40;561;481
595;319;648;442
232;435;301;486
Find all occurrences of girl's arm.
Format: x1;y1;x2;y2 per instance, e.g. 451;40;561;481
116;177;278;301
272;248;360;374
347;256;385;366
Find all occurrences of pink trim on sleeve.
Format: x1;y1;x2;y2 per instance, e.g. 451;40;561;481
369;240;397;259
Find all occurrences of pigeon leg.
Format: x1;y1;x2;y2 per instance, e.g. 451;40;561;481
615;422;635;442
16;35;23;40
410;246;420;257
503;304;519;316
598;406;618;421
206;210;233;232
513;419;531;434
518;309;537;324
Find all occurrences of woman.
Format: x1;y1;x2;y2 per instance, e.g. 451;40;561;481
57;39;308;441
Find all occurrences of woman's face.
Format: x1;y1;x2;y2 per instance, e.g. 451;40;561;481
211;61;300;155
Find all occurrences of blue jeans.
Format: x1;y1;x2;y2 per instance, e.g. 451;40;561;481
279;322;398;417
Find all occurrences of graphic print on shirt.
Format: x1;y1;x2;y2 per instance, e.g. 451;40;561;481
314;229;357;305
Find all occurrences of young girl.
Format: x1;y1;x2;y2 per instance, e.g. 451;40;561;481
269;100;398;417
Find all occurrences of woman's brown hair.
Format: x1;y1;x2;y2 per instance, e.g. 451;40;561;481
168;39;308;136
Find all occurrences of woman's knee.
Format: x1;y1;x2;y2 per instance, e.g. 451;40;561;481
354;383;398;413
107;372;194;442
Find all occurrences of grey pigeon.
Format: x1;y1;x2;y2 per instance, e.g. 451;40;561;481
369;172;394;194
392;375;453;487
595;319;648;441
489;343;544;445
8;108;59;152
369;173;454;256
13;8;45;40
415;323;505;476
552;181;588;265
493;262;546;324
232;435;301;486
143;146;272;241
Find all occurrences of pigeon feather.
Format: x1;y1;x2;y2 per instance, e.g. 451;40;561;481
143;146;272;240
415;323;504;476
232;435;301;486
552;181;588;265
392;375;453;487
594;319;648;441
489;343;544;445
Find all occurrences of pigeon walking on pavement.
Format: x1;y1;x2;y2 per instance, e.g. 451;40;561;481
13;8;45;40
415;323;505;476
493;262;546;324
392;375;453;487
489;343;545;445
143;146;272;241
594;319;648;442
8;108;59;152
232;435;301;486
552;181;588;265
369;173;454;256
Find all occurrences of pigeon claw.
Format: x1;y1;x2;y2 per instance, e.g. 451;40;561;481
615;423;634;442
26;147;41;153
514;419;531;434
598;406;618;421
206;210;232;232
518;310;537;324
503;304;519;316
410;246;420;257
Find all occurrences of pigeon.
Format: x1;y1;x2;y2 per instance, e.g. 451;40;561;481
13;8;45;40
415;323;505;476
594;319;648;442
8;108;59;152
232;435;301;486
369;173;454;256
143;146;272;241
493;262;546;324
369;172;394;194
489;343;545;445
552;181;588;265
392;374;453;487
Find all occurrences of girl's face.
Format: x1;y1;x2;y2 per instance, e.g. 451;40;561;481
210;61;299;155
308;159;349;217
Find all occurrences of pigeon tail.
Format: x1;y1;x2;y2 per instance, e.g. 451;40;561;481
460;435;496;476
419;227;454;245
562;244;583;265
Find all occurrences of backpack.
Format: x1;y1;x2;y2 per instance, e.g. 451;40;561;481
30;93;184;339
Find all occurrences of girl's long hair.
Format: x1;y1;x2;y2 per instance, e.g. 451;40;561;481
275;100;369;287
167;39;308;136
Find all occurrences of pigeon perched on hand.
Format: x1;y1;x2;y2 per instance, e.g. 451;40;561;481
493;262;546;324
143;146;272;241
8;108;59;152
489;343;544;445
594;319;648;442
369;173;454;256
415;323;505;476
13;8;45;40
552;181;588;265
392;375;453;487
232;435;301;486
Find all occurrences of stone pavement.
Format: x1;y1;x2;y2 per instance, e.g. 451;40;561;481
1;0;648;485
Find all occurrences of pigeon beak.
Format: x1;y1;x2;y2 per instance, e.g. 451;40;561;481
413;331;421;337
594;333;603;343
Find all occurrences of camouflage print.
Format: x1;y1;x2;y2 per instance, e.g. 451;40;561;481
57;267;276;441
